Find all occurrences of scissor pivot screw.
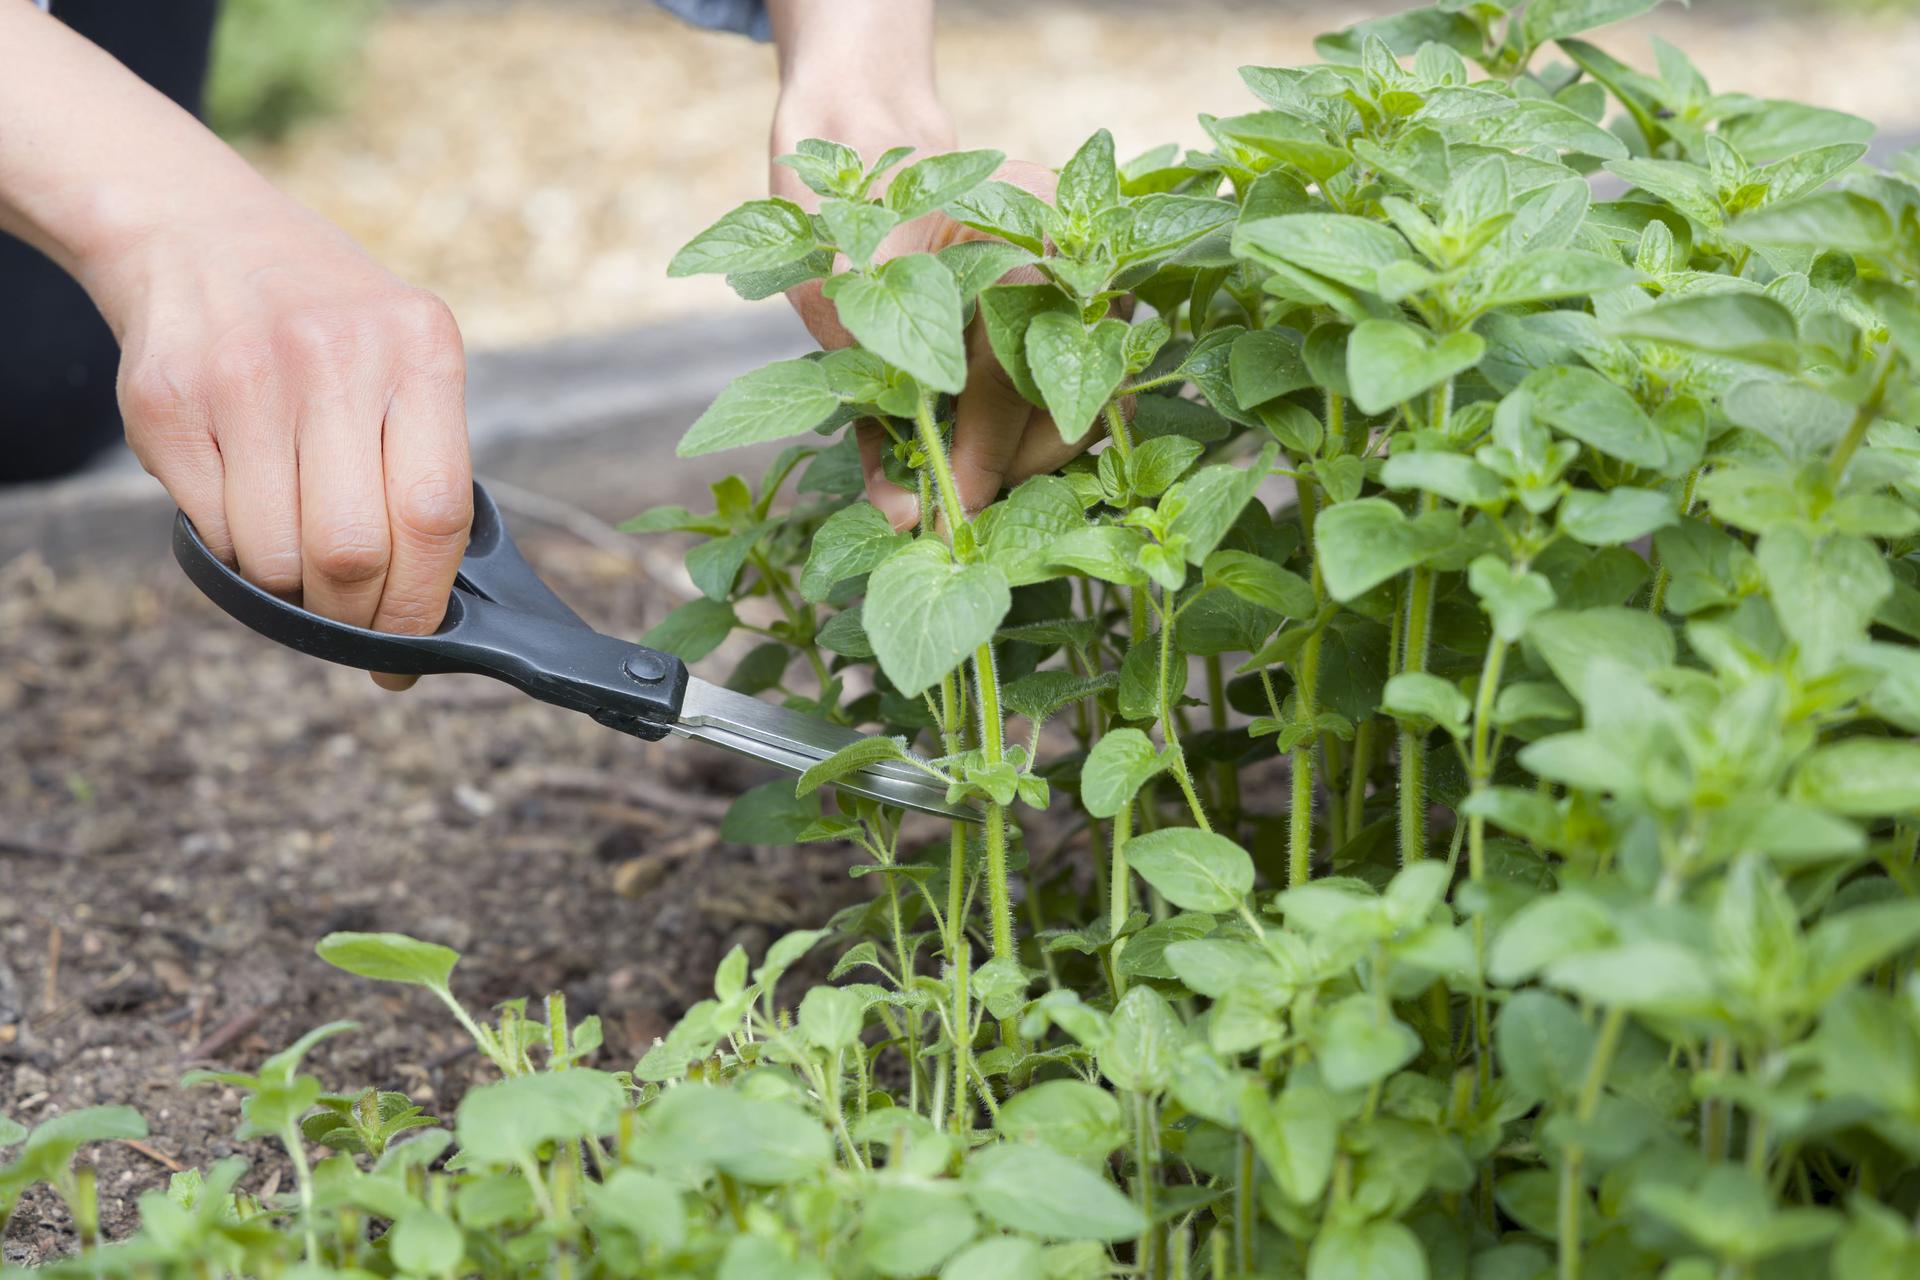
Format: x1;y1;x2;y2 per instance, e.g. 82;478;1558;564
624;650;672;684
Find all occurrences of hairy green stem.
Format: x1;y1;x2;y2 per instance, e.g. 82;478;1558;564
950;938;973;1135
1204;655;1240;827
1467;639;1508;1081
1110;803;1135;997
1346;718;1374;840
1558;1006;1628;1280
1398;561;1437;865
1158;599;1213;834
1104;400;1135;466
976;639;1016;963
915;393;969;539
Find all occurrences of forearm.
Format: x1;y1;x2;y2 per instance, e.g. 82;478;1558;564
0;3;277;321
765;0;952;156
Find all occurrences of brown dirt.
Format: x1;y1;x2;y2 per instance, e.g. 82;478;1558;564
0;525;873;1265
245;1;1920;348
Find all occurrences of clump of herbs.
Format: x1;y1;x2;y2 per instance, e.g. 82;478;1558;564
9;2;1920;1277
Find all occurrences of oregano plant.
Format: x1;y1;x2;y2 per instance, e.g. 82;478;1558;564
10;3;1920;1278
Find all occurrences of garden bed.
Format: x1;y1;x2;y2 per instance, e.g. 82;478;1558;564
0;520;858;1263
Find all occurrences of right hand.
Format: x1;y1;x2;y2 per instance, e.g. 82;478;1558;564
101;196;474;690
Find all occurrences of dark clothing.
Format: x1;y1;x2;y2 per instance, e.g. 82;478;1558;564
0;0;218;484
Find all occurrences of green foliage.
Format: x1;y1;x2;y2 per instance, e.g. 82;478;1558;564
205;0;382;142
18;4;1920;1277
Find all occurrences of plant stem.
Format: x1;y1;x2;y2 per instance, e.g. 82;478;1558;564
915;393;968;539
1398;558;1436;865
1204;655;1240;827
1133;1091;1160;1280
1158;601;1213;834
1826;352;1892;479
1346;718;1374;841
1104;401;1135;466
1291;481;1326;887
1645;468;1699;616
1558;1006;1627;1280
975;641;1015;962
282;1122;319;1262
1467;639;1509;1082
1110;802;1134;997
1235;1131;1257;1274
950;937;973;1136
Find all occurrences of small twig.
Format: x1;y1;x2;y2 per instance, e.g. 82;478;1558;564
183;1006;269;1062
123;1140;184;1174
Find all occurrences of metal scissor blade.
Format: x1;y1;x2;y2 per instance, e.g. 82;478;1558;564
670;677;978;822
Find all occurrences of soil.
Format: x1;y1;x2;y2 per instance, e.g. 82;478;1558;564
0;524;878;1265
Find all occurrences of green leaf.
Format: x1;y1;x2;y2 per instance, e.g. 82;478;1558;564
1757;529;1891;676
0;1116;25;1147
316;933;458;993
1203;550;1315;618
797;985;865;1054
454;1071;625;1165
1100;987;1185;1093
685;528;765;602
1544;941;1717;1019
1048;525;1150;587
1164;445;1279;567
1233;213;1415;295
637;1085;833;1185
858;1184;978;1278
1238;1078;1336;1204
1081;728;1173;820
1315;498;1452;603
940;1238;1045;1280
1473;249;1641;313
1609;293;1801;371
1381;450;1505;508
1731;190;1895;256
1128;436;1205;498
1306;1219;1427;1280
678;360;843;458
981;476;1085;587
826;254;968;393
1558;487;1678;545
978;283;1077;406
796;736;915;798
1383;672;1471;739
1488;891;1615;984
1121;828;1255;913
886;149;1005;221
668;198;816;277
720;779;821;845
801;504;910;602
1026;314;1129;443
820;199;901;269
964;1143;1144;1242
1527;607;1675;695
945;181;1053;255
938;240;1040;303
1496;992;1595;1103
1347;321;1486;416
641;597;737;662
1057;129;1120;224
865;541;1012;697
1791;739;1920;816
996;1080;1126;1159
389;1210;465;1276
1317;994;1421;1092
1522;367;1667;469
1469;556;1557;643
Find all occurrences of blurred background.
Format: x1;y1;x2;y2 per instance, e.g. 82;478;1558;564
218;0;1920;349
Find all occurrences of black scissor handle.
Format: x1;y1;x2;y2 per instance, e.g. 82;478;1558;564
171;482;689;740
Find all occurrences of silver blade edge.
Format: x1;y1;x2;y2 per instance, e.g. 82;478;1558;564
672;677;978;822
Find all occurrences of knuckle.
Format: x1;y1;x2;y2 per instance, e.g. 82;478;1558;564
247;557;304;598
309;517;391;586
390;291;466;381
118;356;201;426
204;335;280;399
276;307;369;369
395;471;473;545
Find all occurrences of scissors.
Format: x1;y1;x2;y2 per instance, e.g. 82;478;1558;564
171;483;973;821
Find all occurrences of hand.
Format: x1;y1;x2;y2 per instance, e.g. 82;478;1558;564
766;0;1095;531
0;5;473;690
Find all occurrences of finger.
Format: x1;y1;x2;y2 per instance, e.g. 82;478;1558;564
857;420;920;531
120;355;232;563
1007;409;1102;486
297;386;391;629
206;341;304;599
368;299;473;691
947;326;1034;515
